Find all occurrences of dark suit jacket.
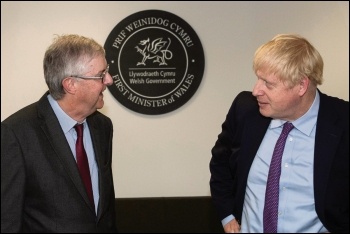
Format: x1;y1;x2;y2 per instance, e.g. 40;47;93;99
210;90;349;233
1;92;117;233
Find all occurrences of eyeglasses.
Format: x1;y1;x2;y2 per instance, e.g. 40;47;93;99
71;64;109;82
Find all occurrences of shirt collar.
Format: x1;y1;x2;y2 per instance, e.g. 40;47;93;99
47;94;86;133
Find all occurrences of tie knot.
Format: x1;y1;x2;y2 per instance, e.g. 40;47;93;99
282;122;294;134
74;124;84;137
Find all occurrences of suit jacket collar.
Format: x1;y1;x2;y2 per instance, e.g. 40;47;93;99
313;91;344;209
241;111;271;180
37;92;97;214
86;115;106;219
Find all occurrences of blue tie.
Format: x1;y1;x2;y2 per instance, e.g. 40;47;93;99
263;122;294;233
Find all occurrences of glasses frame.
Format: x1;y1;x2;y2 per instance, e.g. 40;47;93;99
71;64;109;82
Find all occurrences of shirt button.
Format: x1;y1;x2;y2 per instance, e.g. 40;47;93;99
285;163;289;167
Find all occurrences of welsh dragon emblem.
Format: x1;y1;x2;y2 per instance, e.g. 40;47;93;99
135;37;173;66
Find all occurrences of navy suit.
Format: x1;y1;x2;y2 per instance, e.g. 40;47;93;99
210;90;349;233
1;92;117;232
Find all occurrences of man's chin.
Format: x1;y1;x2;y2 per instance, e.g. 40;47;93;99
259;108;271;118
95;100;104;110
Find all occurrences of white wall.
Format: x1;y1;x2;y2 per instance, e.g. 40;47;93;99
1;1;348;198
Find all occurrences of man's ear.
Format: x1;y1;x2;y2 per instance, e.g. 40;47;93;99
298;76;310;96
62;77;77;95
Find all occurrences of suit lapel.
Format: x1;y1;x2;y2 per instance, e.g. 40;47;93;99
241;113;271;174
314;93;343;206
37;93;95;213
87;116;105;219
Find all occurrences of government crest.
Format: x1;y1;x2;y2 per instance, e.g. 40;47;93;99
104;10;205;115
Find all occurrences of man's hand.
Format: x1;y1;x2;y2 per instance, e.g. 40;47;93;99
224;218;241;233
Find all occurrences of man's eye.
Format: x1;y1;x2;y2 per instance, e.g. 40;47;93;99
264;80;273;88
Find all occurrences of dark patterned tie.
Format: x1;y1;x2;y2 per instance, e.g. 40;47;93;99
74;124;94;207
263;122;294;233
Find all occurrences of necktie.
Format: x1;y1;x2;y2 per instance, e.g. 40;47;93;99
263;122;294;233
74;124;94;207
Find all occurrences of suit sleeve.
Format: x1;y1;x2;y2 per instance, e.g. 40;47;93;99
209;91;248;221
1;123;25;232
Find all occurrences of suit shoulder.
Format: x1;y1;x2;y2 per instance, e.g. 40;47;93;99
88;111;113;127
1;102;39;126
320;93;349;117
231;91;258;113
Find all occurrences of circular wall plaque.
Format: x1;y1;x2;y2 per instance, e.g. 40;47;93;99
104;9;205;115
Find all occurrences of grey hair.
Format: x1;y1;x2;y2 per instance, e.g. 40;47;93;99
43;34;105;100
